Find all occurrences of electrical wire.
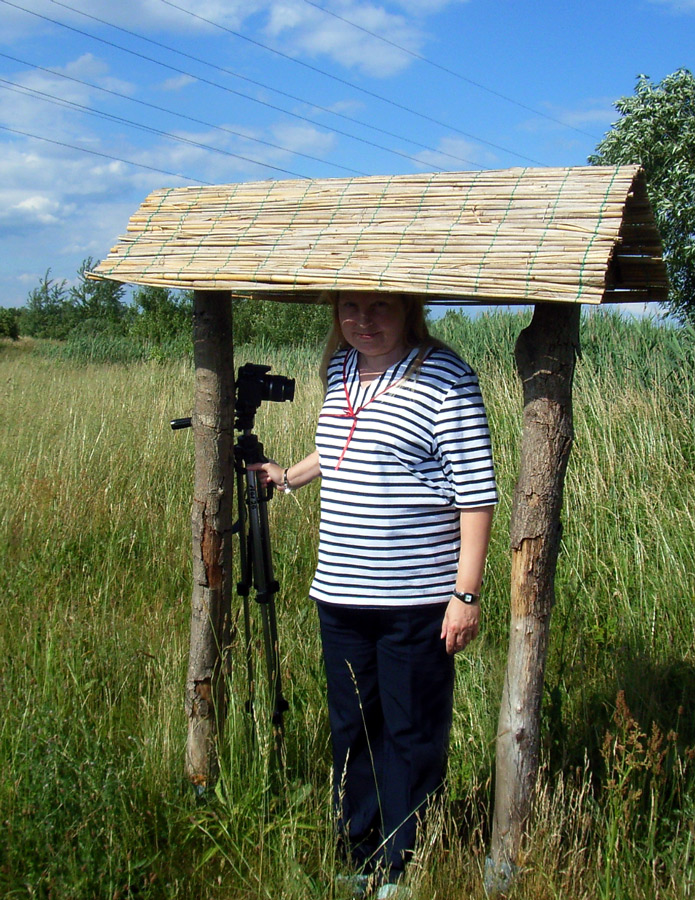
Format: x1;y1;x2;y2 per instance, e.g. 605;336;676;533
0;0;468;171
155;0;549;163
0;79;318;179
43;0;508;168
300;0;601;141
0;122;212;183
0;52;367;177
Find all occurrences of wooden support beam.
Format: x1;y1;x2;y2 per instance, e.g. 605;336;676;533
185;290;235;792
486;302;580;894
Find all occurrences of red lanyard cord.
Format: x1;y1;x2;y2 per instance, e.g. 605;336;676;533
319;352;409;469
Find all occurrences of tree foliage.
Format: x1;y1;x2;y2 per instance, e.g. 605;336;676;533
15;259;331;356
69;258;128;333
0;308;19;340
590;69;695;323
22;271;72;339
129;285;193;344
20;261;128;339
232;295;331;347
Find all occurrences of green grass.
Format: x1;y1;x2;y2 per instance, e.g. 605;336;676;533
1;310;694;899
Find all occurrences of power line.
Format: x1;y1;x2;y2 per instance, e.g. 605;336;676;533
43;0;508;168
0;78;317;179
155;0;547;165
0;51;367;177
0;122;212;183
0;0;462;172
300;0;602;141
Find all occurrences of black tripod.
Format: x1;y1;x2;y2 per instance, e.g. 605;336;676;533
233;364;294;766
234;426;289;764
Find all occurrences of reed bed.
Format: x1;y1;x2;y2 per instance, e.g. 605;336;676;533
1;311;694;899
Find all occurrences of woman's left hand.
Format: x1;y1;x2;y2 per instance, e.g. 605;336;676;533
441;597;480;655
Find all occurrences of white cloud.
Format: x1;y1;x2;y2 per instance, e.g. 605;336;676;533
557;103;617;130
0;0;265;43
270;121;335;155
518;98;615;136
392;0;468;12
13;195;62;224
1;0;459;80
645;0;695;12
159;74;197;91
414;136;498;171
264;1;423;76
0;53;137;141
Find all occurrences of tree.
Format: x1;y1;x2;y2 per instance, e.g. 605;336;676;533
69;258;127;332
590;69;695;323
232;295;331;346
128;285;193;343
0;308;19;340
22;270;72;339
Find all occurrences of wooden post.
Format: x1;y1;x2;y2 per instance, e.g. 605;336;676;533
486;302;580;893
185;290;235;792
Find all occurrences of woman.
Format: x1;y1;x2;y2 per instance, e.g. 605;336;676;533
252;292;496;897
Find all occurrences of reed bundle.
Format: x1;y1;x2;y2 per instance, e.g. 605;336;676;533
90;166;667;306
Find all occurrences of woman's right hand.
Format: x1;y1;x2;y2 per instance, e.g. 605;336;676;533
247;460;286;490
248;450;320;493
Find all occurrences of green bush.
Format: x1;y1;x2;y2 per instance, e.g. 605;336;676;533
128;286;193;344
0;308;19;340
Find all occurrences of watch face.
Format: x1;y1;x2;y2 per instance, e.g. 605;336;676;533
454;591;478;604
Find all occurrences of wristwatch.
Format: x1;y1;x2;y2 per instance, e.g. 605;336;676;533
452;590;480;605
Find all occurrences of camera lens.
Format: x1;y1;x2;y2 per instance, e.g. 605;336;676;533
262;374;295;404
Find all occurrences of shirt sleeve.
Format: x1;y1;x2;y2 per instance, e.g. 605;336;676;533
432;370;498;508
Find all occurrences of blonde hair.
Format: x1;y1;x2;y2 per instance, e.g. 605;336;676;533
319;292;449;387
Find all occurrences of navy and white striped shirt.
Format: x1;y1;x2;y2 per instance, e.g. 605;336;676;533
310;345;497;607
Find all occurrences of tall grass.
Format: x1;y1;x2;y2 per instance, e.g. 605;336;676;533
1;310;694;899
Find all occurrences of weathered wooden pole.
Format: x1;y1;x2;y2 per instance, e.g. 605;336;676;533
486;302;580;893
185;290;235;792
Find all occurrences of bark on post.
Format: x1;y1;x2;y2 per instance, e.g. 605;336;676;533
486;302;580;893
185;290;235;792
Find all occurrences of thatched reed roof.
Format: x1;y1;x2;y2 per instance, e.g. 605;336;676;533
90;165;667;306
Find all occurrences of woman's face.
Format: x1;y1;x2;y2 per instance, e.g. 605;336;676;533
337;293;407;363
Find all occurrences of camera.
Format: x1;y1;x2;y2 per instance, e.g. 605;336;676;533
170;363;295;433
235;363;295;431
236;363;294;407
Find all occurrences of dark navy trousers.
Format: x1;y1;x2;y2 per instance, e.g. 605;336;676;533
317;601;454;880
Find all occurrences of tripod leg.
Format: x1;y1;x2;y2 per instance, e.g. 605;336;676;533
246;468;288;768
235;466;255;726
243;535;255;725
259;600;287;763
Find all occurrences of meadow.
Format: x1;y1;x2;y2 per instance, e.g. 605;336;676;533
1;309;694;899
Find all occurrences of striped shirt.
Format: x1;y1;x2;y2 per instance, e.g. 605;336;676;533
310;345;497;608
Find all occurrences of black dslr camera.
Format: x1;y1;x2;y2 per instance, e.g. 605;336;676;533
235;363;294;431
170;363;294;433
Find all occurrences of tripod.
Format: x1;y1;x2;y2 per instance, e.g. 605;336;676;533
234;427;289;766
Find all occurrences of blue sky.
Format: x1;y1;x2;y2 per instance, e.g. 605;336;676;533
0;0;693;309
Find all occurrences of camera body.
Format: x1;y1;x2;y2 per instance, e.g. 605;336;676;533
235;363;295;431
171;363;294;433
